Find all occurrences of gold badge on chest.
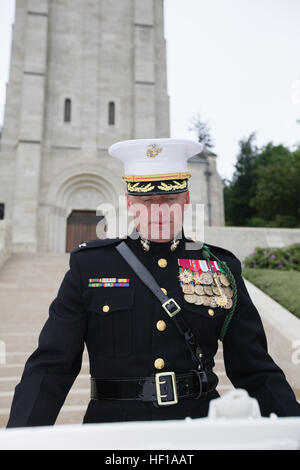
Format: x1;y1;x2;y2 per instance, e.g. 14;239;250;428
178;258;232;309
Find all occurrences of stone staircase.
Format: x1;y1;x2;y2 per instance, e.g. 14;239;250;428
0;253;232;427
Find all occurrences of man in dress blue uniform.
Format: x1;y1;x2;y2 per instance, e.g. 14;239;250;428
7;138;300;427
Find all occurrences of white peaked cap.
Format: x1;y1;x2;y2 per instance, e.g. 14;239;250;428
108;138;204;179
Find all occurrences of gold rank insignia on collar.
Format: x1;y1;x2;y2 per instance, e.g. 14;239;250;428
140;236;180;252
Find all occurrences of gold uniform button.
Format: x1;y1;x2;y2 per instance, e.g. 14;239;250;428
158;258;167;268
156;320;166;331
160;287;167;295
154;358;165;370
102;305;110;313
208;309;215;316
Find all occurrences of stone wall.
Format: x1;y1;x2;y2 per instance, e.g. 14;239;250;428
0;221;12;270
202;226;300;261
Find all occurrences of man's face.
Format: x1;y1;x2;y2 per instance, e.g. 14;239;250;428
126;191;190;242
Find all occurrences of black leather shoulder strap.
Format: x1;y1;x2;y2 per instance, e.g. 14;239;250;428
116;241;170;304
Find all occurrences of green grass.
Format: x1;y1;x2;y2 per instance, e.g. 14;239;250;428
242;268;300;319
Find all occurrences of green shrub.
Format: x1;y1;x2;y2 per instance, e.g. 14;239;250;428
243;243;300;271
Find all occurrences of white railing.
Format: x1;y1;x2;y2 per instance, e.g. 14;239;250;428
1;390;300;450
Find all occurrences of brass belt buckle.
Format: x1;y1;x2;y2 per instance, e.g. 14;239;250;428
162;298;181;317
155;371;178;406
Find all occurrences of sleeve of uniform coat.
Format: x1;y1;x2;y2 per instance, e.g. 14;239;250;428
6;251;87;427
222;259;300;417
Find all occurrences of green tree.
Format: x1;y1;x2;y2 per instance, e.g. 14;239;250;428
224;132;258;226
255;142;291;167
251;147;300;227
187;113;214;149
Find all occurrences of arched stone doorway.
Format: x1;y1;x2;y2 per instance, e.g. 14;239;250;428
43;166;120;252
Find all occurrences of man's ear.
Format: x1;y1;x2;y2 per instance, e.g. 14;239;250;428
182;190;190;212
184;190;190;206
125;193;130;209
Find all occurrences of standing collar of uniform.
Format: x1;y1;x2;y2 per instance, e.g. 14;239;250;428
125;226;188;254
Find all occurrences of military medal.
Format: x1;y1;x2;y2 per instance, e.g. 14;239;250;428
182;284;195;295
223;287;233;298
216;295;228;307
193;273;202;285
178;258;232;308
224;298;233;309
212;272;230;309
194;285;205;296
178;266;195;301
212;286;222;296
209;297;218;308
194;295;205;305
220;274;230;287
202;296;211;306
203;285;213;296
199;272;213;285
178;269;193;284
184;294;197;303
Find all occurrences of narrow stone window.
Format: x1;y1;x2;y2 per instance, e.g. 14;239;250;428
0;203;4;220
64;98;72;123
108;101;115;125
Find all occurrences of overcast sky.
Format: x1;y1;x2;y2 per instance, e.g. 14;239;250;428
1;0;300;180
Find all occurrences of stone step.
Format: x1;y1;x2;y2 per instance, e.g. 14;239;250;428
1;340;90;354
0;333;40;343
0;387;91;410
0;372;91;392
215;371;232;386
0;350;90;365
0;253;69;264
0;256;69;328
0;311;52;326
0;405;87;428
0;413;10;428
214;351;223;361
0;361;90;378
0;324;43;334
217;384;234;395
2;343;40;353
55;407;87;425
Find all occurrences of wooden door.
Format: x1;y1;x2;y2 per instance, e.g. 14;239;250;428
66;210;106;253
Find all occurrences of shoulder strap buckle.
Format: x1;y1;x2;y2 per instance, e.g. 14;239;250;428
162;298;181;317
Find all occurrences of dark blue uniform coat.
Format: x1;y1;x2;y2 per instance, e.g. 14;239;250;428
7;231;300;427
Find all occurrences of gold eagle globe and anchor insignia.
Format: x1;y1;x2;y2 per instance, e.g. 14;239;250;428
146;143;163;158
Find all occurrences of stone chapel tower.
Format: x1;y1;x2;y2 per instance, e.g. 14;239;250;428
0;0;224;253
